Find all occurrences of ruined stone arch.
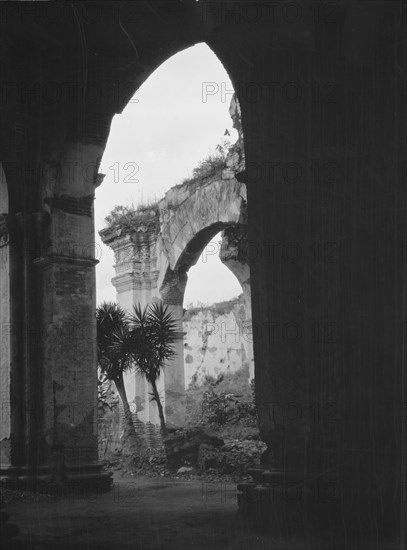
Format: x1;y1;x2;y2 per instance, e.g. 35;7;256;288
157;174;248;299
96;41;248;431
101;145;252;429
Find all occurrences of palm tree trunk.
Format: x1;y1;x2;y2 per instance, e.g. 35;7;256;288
151;379;167;437
114;372;139;452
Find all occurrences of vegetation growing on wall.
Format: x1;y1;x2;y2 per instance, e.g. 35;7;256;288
104;200;159;233
103;131;236;233
180;138;233;185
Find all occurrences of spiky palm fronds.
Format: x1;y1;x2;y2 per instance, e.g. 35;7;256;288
96;301;133;379
124;301;177;384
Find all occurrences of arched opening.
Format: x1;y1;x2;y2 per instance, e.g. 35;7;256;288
183;232;241;307
95;42;239;303
157;215;253;423
183;228;254;384
97;42;256;468
2;4;404;547
165;225;257;450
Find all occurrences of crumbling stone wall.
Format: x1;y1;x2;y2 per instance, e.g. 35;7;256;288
100;101;251;432
183;294;253;388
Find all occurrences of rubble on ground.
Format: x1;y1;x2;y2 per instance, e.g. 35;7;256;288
102;432;265;483
164;427;224;468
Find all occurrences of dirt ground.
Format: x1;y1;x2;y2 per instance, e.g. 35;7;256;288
4;474;400;550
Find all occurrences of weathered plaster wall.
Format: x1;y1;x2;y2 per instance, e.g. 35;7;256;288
183;294;253;388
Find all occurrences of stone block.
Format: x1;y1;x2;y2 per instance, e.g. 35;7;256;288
164;427;224;468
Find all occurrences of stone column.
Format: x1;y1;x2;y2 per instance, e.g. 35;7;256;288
220;225;254;380
0;211;55;487
34;254;105;483
0;208;108;488
231;29;405;541
0;165;12;467
0;214;23;472
28;144;111;488
100;212;163;431
0;216;11;463
160;269;187;428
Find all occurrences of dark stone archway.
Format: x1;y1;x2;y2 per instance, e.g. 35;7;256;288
0;2;405;545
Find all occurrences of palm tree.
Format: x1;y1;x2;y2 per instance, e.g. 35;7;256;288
96;301;140;452
116;302;177;437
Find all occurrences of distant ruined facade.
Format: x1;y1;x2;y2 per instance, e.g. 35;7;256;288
183;294;253;388
100;96;252;429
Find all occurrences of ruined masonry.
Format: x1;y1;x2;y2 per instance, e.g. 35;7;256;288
183;294;253;389
100;96;252;429
1;3;404;541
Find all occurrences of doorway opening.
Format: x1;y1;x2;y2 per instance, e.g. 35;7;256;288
96;42;260;479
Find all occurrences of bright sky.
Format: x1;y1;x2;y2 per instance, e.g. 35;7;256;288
95;43;242;307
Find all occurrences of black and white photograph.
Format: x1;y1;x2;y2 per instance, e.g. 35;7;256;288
0;1;406;549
